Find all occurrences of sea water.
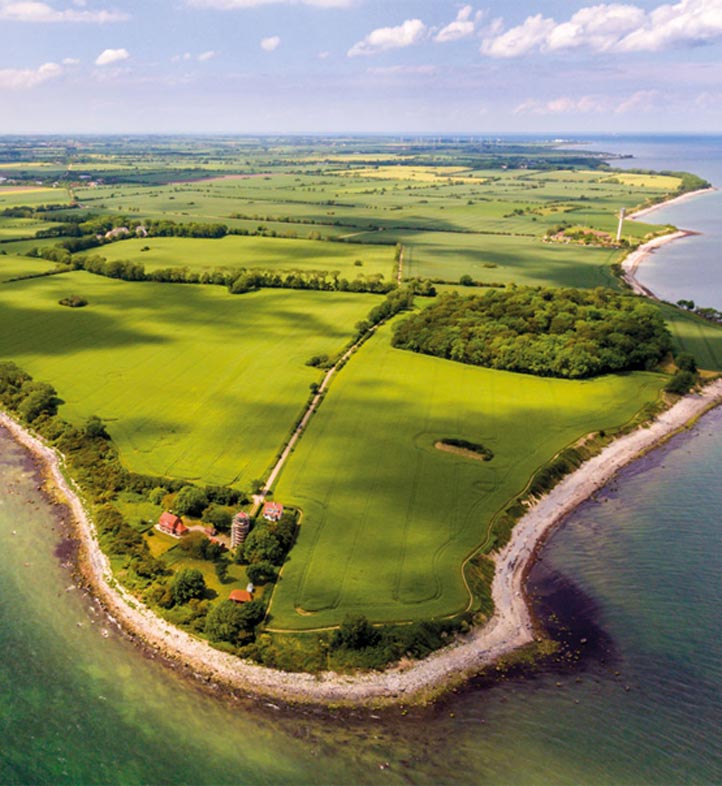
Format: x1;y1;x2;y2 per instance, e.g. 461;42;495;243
2;136;722;785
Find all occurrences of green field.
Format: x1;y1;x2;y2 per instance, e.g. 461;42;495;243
0;273;380;486
98;235;395;278
268;324;666;629
0;186;70;209
0;137;709;659
0;254;60;282
661;303;722;370
397;230;622;288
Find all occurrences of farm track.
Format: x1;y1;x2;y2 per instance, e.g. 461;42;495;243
251;319;387;516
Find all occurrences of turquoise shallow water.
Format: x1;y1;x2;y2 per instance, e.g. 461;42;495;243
2;136;722;785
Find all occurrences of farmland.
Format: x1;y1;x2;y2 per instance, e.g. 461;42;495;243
98;235;395;279
0;272;380;486
269;324;666;629
1;135;719;667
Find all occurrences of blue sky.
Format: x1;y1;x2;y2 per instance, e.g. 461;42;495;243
1;0;722;133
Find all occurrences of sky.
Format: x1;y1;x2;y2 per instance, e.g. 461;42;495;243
1;0;722;134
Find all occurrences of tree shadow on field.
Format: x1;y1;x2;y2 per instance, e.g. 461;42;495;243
0;297;170;357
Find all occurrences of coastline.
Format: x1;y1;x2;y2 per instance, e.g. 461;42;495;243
627;186;715;220
621;230;694;298
621;187;716;298
4;379;722;707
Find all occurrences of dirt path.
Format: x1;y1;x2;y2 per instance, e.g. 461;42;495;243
4;379;722;707
251;324;381;515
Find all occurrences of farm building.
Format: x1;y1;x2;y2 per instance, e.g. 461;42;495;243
157;512;188;538
230;512;251;549
262;502;283;522
229;589;253;603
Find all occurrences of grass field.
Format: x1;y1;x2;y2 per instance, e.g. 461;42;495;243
0;186;71;209
660;303;722;370
0;253;60;282
268;324;665;630
98;235;395;278
397;230;623;288
0;273;380;486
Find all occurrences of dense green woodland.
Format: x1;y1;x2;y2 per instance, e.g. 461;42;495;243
392;288;672;379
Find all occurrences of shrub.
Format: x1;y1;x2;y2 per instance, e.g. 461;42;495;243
173;486;208;517
665;370;696;395
171;568;207;605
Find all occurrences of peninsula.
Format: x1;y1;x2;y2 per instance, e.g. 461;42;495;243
1;136;721;705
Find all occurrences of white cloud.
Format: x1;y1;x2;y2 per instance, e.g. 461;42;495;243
514;94;608;114
187;0;352;8
367;64;437;75
481;13;556;57
95;48;129;66
482;0;722;58
62;56;80;65
435;5;476;43
617;0;722;52
171;51;216;62
348;18;427;57
513;89;664;115
0;1;128;22
0;61;62;89
260;35;280;51
614;88;661;112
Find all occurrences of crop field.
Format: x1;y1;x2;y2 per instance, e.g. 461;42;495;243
97;235;395;278
660;304;722;370
397;230;622;288
63;163;681;292
0;186;71;208
0;253;60;282
0;273;380;486
0;217;60;239
268;324;665;629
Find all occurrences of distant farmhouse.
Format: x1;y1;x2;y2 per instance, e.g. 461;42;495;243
157;512;188;538
262;502;283;522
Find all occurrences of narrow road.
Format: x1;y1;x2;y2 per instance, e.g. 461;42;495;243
251;324;382;515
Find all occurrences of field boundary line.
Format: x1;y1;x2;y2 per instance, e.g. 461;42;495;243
250;319;388;516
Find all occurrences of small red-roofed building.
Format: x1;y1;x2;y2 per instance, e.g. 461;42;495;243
229;589;253;603
262;502;283;522
157;512;188;538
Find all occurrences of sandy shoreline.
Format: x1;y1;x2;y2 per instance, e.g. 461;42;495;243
621;187;716;298
3;379;722;707
621;230;694;297
627;187;715;220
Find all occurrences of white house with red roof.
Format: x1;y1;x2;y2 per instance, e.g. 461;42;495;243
157;511;188;538
262;501;283;522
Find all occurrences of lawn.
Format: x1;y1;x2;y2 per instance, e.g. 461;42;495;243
267;323;665;630
0;273;380;487
97;235;395;279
